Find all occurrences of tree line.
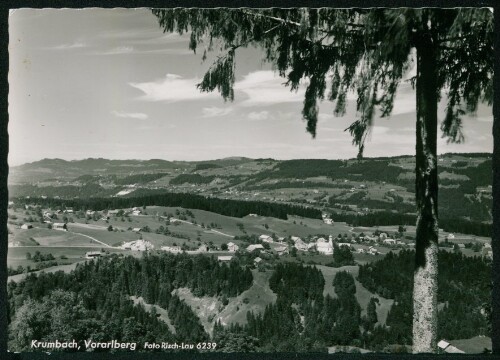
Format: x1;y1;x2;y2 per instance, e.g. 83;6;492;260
15;193;322;220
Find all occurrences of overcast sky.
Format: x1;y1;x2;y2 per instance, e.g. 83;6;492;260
8;8;494;166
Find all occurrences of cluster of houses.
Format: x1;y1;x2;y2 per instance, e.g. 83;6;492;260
160;243;211;254
120;239;154;251
322;213;334;225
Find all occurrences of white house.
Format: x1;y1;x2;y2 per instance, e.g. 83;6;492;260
259;234;273;243
379;233;388;240
274;245;289;256
227;242;239;252
368;246;379;255
447;233;455;240
161;245;182;253
316;238;334;255
20;224;33;230
254;257;263;264
383;239;397;245
294;238;310;251
132;210;142;216
247;244;265;252
484;243;492;249
131;227;142;232
198;244;209;252
53;223;67;231
86;210;95;216
218;255;233;262
357;248;366;254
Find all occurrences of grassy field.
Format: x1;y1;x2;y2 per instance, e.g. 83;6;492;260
7;261;84;283
7;246;129;268
448;336;492;354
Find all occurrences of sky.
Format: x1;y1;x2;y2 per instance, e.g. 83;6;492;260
8;8;494;166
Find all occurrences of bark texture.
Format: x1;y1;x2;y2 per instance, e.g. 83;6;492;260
412;28;439;354
0;8;8;355
492;7;500;354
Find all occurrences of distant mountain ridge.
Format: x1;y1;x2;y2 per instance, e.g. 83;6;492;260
9;153;491;185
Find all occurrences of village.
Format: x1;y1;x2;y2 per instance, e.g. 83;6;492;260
7;201;493;278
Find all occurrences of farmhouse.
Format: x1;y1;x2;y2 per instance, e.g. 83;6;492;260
447;233;455;240
85;251;102;259
107;209;119;216
86;210;95;216
218;255;233;262
457;243;466;249
383;239;396;245
259;235;273;243
247;244;265;252
64;207;74;214
20;224;33;230
161;245;182;253
227;242;239;252
131;210;142;216
198;244;209;252
254;257;263;264
293;238;309;251
53;223;67;231
131;227;142;232
274;245;289;256
357;248;366;254
378;233;388;240
367;246;379;255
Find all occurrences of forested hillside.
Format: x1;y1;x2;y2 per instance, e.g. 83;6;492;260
7;253;253;352
358;250;491;345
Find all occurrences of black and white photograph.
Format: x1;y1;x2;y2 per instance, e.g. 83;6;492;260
5;6;497;355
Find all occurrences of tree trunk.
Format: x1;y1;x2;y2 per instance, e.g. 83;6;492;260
412;30;439;354
492;7;500;354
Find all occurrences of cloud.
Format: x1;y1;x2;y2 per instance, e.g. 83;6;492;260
201;106;233;118
248;111;270;121
129;74;217;102
92;46;192;56
234;71;305;106
50;41;86;50
98;46;134;55
111;110;148;120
